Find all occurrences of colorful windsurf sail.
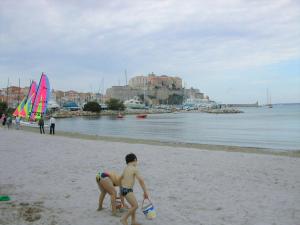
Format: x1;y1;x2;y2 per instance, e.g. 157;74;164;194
13;81;37;118
13;97;27;117
19;81;37;119
30;73;50;121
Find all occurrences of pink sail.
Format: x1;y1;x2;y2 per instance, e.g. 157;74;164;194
30;73;50;121
14;81;37;118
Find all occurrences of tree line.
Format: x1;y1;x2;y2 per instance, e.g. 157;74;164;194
83;98;125;112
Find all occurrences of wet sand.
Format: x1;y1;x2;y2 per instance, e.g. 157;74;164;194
20;126;300;158
0;127;300;225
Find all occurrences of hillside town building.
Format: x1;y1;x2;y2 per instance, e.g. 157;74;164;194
1;73;208;108
106;73;206;105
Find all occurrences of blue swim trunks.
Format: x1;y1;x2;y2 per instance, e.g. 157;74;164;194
120;187;133;196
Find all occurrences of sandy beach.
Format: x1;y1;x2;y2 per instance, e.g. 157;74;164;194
0;127;300;225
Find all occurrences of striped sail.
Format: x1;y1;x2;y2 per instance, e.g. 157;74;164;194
13;97;27;117
20;81;37;119
13;81;37;118
30;74;50;121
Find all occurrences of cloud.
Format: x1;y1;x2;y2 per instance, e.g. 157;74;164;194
0;0;299;102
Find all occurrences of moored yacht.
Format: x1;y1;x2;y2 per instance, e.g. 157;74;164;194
124;96;146;109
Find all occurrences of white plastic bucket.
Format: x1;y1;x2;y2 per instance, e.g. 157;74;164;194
142;199;156;219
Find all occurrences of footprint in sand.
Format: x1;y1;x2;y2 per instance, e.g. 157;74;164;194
64;194;71;199
22;207;42;222
16;202;45;222
168;195;177;200
33;201;44;206
19;202;30;206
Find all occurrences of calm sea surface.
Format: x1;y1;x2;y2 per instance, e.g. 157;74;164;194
55;104;300;151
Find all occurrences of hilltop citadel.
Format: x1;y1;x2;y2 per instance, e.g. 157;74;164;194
1;73;210;109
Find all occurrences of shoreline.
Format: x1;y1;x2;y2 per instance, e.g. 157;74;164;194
51;107;247;119
19;126;300;158
51;109;172;118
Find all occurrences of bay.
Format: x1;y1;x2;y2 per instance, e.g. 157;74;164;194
55;104;300;151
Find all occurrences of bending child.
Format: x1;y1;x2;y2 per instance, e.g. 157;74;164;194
96;170;126;216
120;153;149;225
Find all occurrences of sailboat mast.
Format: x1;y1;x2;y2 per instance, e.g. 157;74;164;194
26;81;33;102
30;74;42;119
18;78;20;105
266;88;272;108
6;78;9;105
100;77;104;103
266;88;269;105
143;78;146;104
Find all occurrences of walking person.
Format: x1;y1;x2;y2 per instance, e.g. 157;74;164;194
38;116;45;134
49;116;56;135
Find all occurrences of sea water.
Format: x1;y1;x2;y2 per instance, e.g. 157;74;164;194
55;104;300;151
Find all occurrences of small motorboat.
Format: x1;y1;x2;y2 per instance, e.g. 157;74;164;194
136;114;147;119
117;113;124;118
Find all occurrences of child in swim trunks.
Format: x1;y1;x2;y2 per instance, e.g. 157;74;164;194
120;153;149;225
96;170;126;216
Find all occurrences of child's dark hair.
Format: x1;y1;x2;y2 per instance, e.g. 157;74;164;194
125;153;137;164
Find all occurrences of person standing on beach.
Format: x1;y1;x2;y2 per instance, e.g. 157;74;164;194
2;114;6;126
120;153;149;225
38;116;45;134
15;116;20;130
49;116;56;135
6;116;12;129
96;170;127;216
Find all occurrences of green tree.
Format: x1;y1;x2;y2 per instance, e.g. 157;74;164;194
0;101;8;115
105;98;125;111
6;108;14;116
83;101;101;112
138;94;144;101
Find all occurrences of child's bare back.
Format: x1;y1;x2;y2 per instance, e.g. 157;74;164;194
121;164;139;188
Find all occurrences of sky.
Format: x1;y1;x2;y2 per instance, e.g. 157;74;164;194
0;0;299;104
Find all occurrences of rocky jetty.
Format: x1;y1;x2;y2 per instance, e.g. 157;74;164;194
52;108;172;118
52;110;100;118
201;108;243;114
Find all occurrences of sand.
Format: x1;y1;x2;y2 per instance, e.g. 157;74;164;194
0;127;300;225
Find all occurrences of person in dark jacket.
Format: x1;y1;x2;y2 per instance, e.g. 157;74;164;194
38;116;45;134
2;114;6;126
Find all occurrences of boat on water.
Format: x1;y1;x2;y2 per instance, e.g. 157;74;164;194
124;97;146;109
266;89;273;108
183;98;217;110
48;90;60;111
136;114;147;119
13;73;50;127
117;112;124;118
